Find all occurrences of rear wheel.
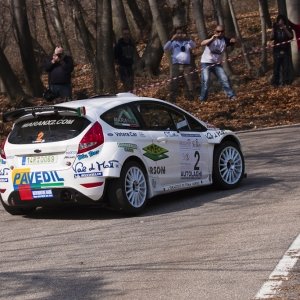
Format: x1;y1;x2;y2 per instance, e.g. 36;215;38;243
213;141;245;189
0;198;36;216
108;161;148;214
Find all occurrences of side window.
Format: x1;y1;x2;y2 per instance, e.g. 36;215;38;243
186;115;207;131
137;103;176;131
170;111;190;131
101;105;140;129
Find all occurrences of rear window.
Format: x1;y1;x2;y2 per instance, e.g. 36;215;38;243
8;115;91;144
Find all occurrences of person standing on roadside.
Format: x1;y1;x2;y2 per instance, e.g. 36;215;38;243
271;14;294;86
199;25;236;102
44;46;74;100
114;28;135;92
164;27;196;103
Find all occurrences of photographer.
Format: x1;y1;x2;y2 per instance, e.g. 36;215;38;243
164;27;196;102
44;46;74;100
199;25;236;102
270;14;294;86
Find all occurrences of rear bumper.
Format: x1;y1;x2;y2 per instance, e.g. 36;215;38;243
2;187;105;208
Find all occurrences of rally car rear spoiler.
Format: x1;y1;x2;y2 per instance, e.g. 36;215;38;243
2;106;86;123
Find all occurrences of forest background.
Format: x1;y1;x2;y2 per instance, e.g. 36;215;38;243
0;0;300;138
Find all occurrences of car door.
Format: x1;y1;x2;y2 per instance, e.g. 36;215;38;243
134;102;181;190
169;109;211;186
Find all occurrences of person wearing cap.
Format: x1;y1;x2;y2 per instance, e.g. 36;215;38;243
199;25;236;102
44;46;74;100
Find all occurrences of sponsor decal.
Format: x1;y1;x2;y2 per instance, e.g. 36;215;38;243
77;149;99;160
181;133;202;138
107;133;113;136
181;170;202;179
118;143;137;152
114;132;137;137
12;168;64;190
148;166;166;175
0;178;8;182
32;190;53;199
206;130;225;140
21;119;75;128
164;131;179;137
143;144;169;161
74;172;103;178
34;131;45;143
0;168;10;176
163;180;201;191
73;160;120;176
0;159;6;165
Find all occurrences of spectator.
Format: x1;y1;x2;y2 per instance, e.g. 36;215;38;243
114;28;135;92
44;46;74;100
199;25;236;102
164;27;196;102
270;14;294;86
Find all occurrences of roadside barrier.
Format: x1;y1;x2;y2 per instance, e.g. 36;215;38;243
133;37;298;95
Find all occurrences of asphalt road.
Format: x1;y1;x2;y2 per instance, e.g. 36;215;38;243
1;125;299;300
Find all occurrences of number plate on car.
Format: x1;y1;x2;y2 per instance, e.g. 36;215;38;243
22;155;57;165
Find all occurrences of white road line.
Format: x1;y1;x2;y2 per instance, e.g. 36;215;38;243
254;233;300;299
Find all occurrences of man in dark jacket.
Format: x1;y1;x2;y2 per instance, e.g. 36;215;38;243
44;46;74;99
270;14;294;86
114;28;135;91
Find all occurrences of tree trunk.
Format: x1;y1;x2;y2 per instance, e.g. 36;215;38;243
258;0;268;74
148;0;169;46
277;0;287;16
71;0;95;64
260;0;272;28
191;0;207;40
221;0;235;36
49;0;71;55
136;22;164;78
0;46;27;105
167;0;189;28
287;0;300;76
95;0;103;93
124;0;149;40
112;0;129;41
99;0;116;93
228;0;252;71
11;0;44;97
39;0;55;50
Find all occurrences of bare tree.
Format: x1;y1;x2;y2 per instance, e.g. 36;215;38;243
97;0;116;93
191;0;207;40
112;0;129;41
287;0;300;76
11;0;44;97
49;0;71;54
228;0;252;70
0;46;28;104
39;0;55;50
258;0;268;74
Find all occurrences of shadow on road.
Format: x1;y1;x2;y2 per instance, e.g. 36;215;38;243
23;174;279;221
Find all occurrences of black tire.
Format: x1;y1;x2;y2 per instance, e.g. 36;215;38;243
107;161;148;215
0;198;36;216
213;141;245;189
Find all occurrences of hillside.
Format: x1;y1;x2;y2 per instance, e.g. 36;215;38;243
0;5;300;138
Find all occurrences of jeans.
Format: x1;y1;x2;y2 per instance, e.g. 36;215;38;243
199;63;235;101
119;65;134;92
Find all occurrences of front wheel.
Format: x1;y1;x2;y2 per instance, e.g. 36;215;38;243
108;161;148;215
213;141;245;189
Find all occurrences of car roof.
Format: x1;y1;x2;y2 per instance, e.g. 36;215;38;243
57;93;167;118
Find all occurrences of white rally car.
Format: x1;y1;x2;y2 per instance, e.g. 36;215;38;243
0;93;245;215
